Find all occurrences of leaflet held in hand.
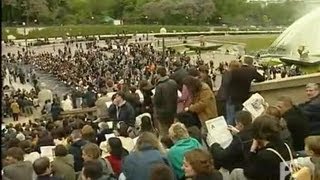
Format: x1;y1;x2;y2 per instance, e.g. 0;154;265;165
242;93;266;119
205;116;233;149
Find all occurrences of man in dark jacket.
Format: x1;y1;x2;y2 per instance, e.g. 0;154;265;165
276;96;309;151
210;111;253;171
108;92;135;126
299;83;320;135
69;130;88;172
82;86;97;108
170;60;188;91
227;56;264;124
154;66;178;136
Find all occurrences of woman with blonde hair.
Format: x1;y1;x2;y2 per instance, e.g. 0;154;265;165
294;136;320;180
121;132;170;180
167;122;201;180
183;148;223;180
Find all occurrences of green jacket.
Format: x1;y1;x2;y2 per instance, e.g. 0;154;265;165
52;154;76;180
168;137;202;179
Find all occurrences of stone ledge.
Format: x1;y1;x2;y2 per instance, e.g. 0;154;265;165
251;73;320;92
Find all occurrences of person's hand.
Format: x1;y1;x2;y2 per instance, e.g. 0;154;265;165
184;107;189;112
228;125;240;135
250;139;259;153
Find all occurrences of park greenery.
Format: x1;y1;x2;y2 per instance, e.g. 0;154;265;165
2;0;308;26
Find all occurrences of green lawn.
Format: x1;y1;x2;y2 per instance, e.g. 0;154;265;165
212;35;278;52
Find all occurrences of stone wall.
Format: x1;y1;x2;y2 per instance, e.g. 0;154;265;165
251;73;320;105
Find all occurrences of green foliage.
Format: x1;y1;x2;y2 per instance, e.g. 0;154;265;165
1;0;308;26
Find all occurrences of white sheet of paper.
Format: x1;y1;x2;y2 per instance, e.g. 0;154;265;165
205;116;233;149
40;146;55;161
105;133;115;141
242;93;265;119
107;121;113;128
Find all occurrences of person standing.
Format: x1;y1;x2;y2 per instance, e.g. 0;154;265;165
154;66;178;136
299;83;320;135
227;56;265;125
11;99;20;121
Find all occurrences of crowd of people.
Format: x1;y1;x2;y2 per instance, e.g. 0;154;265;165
1;38;320;180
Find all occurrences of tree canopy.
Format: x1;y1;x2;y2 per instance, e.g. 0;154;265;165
1;0;308;26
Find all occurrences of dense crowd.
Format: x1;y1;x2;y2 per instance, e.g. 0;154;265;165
1;38;320;180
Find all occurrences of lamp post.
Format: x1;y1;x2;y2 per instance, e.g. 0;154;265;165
160;27;167;66
22;22;27;51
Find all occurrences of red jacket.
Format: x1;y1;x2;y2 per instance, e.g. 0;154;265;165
106;154;122;176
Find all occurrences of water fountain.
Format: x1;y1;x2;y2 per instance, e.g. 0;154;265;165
267;6;320;66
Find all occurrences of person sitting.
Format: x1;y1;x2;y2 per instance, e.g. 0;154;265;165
210;110;253;172
81;160;115;180
276;96;310;152
294;136;320;180
230;115;292;180
52;145;76;180
81;143;114;179
19;139;41;164
299;83;320;135
33;157;61;180
69;130;88;172
167;122;202;180
108;92;135;126
150;163;175;180
104;137;129;177
183;149;223;180
3;147;34;180
121;132;171;180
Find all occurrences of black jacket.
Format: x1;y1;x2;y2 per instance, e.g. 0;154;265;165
210;127;253;171
243;139;291;180
228;65;265;104
299;94;320;135
192;171;223;180
154;76;178;120
282;106;309;151
170;67;188;91
108;102;135;126
69;139;88;172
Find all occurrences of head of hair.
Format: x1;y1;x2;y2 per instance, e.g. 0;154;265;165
8;138;21;148
150;163;175;180
198;65;209;74
265;106;282;119
160;135;174;149
18;140;33;154
173;60;182;68
71;129;82;140
183;76;202;96
6;147;24;161
118;122;129;137
184;149;215;176
82;160;103;180
229;60;241;70
244;56;254;65
306;83;319;90
82;143;101;159
169;122;189;141
187;126;202;144
235;111;252;127
116;91;125;100
156;66;167;77
252;115;281;141
54;144;68;157
188;68;200;77
33;157;50;175
136;132;163;153
108;137;123;158
277;96;293;108
82;143;101;160
140;116;154;133
305;136;320;180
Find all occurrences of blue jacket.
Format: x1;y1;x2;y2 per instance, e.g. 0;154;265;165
168;137;202;179
299;95;320;135
122;145;171;180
